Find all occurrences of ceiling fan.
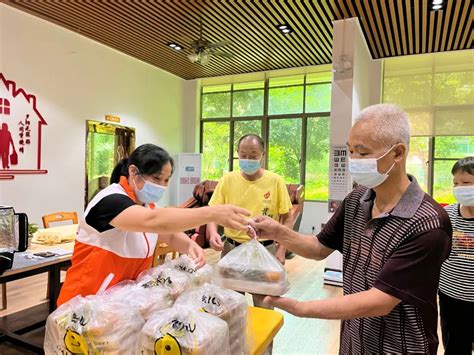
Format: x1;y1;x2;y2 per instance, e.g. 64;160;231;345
187;19;233;65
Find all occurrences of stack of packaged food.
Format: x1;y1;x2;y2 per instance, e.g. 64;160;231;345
44;240;290;354
175;283;250;355
44;295;144;355
136;265;191;300
138;305;229;355
104;280;173;320
171;254;214;286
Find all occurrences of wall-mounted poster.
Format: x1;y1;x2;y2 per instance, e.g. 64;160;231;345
0;73;48;180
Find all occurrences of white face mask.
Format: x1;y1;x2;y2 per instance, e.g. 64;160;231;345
133;169;167;204
349;146;396;188
453;186;474;206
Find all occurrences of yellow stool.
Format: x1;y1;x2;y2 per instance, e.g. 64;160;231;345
248;306;284;355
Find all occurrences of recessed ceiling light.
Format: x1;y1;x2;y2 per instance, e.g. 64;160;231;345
168;42;182;51
432;0;443;4
276;24;293;34
431;4;443;10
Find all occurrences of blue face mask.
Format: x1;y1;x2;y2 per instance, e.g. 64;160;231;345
239;159;261;175
453;186;474;206
134;173;167;204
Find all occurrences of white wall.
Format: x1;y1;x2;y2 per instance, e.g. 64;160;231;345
298;201;328;235
182;79;200;153
0;5;185;224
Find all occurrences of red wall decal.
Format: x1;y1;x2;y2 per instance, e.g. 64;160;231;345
0;73;48;180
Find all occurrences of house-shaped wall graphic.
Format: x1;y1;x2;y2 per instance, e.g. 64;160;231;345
0;73;48;180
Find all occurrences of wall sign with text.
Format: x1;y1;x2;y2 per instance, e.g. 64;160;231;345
0;73;48;180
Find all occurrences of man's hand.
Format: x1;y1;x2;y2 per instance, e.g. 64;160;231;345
262;296;303;316
210;205;250;231
246;224;258;239
248;216;284;241
209;232;224;251
186;241;205;269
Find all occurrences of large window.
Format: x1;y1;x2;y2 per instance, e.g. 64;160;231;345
383;51;474;204
200;71;332;201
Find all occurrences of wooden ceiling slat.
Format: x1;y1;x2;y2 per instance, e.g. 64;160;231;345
288;1;332;61
184;0;285;71
405;0;414;55
353;0;381;58
413;0;421;54
445;0;462;52
452;1;470;50
389;0;402;55
457;3;473;50
112;2;243;76
440;1;453;52
260;1;317;65
5;0;471;79
378;0;396;56
343;0;358;19
434;7;444;53
334;0;350;18
149;1;267;74
364;0;389;57
77;1;237;74
196;1;298;70
427;10;436;53
421;0;428;53
237;1;309;67
326;0;342;19
208;1;304;70
371;0;392;57
305;1;334;43
273;1;328;64
396;0;408;55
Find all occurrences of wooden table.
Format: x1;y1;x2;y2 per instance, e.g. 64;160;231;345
249;306;284;355
0;241;74;353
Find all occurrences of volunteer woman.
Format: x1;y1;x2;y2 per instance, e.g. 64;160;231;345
58;144;249;306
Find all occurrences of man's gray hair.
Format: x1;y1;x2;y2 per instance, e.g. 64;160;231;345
354;104;410;149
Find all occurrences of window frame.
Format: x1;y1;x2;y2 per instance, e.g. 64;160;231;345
199;75;331;202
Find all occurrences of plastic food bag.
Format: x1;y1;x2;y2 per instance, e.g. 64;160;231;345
137;264;191;300
44;294;144;355
104;280;173;320
213;238;290;296
175;283;251;355
171;255;213;286
138;305;229;355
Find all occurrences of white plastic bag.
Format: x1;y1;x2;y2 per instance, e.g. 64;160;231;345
175;283;250;355
213;238;290;296
104;280;173;320
171;255;213;286
137;264;191;300
44;294;144;354
138;305;229;355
